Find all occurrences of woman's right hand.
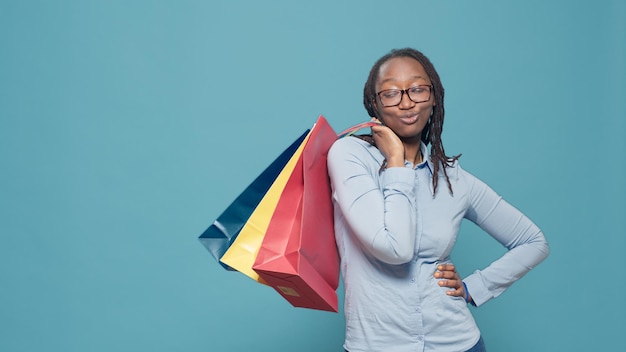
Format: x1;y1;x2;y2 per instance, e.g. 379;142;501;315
370;119;405;168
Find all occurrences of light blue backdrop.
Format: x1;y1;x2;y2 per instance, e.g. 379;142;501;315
1;1;624;351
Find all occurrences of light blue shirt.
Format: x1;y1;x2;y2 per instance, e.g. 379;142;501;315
327;137;549;352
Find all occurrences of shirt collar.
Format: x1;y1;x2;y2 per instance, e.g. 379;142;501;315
416;142;430;170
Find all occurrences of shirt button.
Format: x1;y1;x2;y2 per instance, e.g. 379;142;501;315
410;278;416;283
415;306;421;313
417;335;424;342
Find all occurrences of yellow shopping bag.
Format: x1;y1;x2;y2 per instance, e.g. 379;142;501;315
219;129;312;282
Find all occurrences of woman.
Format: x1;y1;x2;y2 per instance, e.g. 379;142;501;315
327;48;549;352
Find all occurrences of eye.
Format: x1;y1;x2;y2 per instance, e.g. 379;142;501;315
409;86;427;94
380;90;400;99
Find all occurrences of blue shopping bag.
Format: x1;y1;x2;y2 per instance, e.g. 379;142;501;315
198;130;309;270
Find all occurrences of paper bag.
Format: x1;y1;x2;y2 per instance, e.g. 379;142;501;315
198;130;309;269
252;116;339;312
219;130;312;281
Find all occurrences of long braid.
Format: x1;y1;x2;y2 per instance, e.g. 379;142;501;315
363;48;460;194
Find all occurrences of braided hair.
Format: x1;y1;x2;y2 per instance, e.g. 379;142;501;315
363;48;460;194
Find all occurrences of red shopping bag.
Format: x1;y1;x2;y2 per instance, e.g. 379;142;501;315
252;115;339;312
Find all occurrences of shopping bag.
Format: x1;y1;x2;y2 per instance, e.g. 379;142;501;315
219;130;312;282
252;116;340;312
198;130;309;269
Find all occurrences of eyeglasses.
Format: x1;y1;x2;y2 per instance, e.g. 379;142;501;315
376;85;432;107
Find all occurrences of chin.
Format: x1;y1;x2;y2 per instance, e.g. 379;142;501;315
398;132;424;141
394;126;424;139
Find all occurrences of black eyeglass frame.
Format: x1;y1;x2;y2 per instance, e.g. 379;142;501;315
376;85;433;107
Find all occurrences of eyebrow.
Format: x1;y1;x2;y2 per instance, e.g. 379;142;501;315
378;75;429;86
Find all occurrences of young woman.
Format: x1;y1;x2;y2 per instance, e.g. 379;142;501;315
327;48;549;352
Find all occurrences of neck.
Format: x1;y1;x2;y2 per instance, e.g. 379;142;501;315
404;142;423;166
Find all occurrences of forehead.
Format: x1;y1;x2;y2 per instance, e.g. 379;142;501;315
377;56;430;87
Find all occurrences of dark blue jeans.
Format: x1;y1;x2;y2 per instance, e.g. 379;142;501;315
466;336;486;352
344;336;486;352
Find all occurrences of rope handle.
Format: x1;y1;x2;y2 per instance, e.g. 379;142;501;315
336;120;382;138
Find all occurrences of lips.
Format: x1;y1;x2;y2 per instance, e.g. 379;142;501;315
400;114;419;124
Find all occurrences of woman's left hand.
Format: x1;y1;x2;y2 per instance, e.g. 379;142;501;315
434;264;468;300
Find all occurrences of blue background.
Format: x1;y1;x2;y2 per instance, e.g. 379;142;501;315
1;1;624;351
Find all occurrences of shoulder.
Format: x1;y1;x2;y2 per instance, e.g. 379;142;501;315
429;158;466;180
329;136;377;159
328;136;385;173
447;162;497;197
446;160;480;183
432;159;487;192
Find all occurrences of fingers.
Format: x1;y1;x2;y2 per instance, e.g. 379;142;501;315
437;264;456;272
433;264;458;280
443;285;463;297
434;264;464;297
370;124;393;137
437;278;464;297
370;125;405;167
437;278;461;288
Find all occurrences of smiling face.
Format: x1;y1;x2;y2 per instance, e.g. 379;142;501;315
373;56;435;142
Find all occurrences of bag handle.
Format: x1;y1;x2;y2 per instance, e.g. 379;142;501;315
336;121;381;138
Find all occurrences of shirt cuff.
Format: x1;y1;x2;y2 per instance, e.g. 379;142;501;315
463;271;493;307
380;166;414;189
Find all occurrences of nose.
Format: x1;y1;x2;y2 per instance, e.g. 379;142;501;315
398;90;415;109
